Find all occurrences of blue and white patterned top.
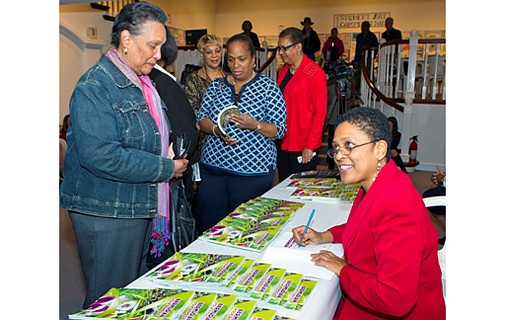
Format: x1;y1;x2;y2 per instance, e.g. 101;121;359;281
196;73;287;176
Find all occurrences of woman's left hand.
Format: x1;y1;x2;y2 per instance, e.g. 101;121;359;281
228;113;257;130
310;250;348;276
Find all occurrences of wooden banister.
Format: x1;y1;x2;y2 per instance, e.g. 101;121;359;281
360;48;405;113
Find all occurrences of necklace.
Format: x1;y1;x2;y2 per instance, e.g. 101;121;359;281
232;72;256;87
203;66;224;82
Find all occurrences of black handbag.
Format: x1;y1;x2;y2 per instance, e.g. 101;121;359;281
169;180;197;252
170;133;197;252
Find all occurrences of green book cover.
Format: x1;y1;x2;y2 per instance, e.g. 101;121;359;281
249;307;277;320
266;273;303;306
177;292;217;320
222;299;257;320
284;279;317;311
250;268;286;301
203;256;246;284
147;252;243;284
223;259;255;288
199;198;304;252
132;290;195;319
202;294;238;320
69;287;150;319
233;263;271;294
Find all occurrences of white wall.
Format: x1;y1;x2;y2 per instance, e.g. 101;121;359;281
382;104;445;171
59;11;110;123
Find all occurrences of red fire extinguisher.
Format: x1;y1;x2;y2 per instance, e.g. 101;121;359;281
409;136;418;163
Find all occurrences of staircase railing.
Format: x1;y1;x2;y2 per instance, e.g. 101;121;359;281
360;30;446;109
358;31;446;168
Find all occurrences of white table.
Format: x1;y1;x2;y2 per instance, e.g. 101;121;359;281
128;176;352;320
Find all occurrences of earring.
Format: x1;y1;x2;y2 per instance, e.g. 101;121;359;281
123;47;128;54
373;161;382;182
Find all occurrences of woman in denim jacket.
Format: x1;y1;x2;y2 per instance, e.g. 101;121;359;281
60;2;188;308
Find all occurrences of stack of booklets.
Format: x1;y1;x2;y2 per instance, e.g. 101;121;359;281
143;252;317;316
290;169;339;179
198;197;305;252
288;178;360;202
69;287;299;319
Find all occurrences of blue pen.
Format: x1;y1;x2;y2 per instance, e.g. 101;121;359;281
298;209;315;247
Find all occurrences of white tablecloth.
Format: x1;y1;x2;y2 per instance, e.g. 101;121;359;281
128;176;352;320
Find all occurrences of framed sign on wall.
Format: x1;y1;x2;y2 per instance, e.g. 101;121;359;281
334;12;391;30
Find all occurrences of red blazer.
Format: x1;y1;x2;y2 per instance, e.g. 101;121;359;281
277;55;327;152
329;161;445;319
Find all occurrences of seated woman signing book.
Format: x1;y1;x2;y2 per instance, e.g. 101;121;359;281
292;107;445;319
196;34;287;231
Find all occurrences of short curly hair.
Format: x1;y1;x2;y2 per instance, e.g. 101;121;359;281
196;34;221;54
335;107;392;158
110;2;167;48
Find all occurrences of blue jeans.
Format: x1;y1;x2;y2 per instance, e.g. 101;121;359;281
197;165;275;231
69;212;151;308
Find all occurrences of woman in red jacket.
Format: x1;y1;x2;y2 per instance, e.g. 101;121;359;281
276;27;327;182
293;107;445;319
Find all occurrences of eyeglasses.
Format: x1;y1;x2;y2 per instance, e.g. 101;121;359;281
327;140;377;158
277;42;298;52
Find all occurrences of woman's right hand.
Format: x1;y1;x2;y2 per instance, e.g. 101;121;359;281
292;226;330;246
173;158;189;178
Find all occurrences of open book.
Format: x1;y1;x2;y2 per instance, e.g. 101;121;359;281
217;105;241;136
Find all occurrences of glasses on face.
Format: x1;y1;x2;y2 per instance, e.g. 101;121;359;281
327;140;377;158
277;42;298;52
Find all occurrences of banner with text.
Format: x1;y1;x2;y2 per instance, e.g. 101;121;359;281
334;12;391;29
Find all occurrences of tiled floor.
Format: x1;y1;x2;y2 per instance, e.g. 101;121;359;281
59;169;442;319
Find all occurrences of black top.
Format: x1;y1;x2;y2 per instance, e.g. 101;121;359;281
381;28;402;41
242;31;261;48
391;131;402;153
150;68;200;200
302;28;321;61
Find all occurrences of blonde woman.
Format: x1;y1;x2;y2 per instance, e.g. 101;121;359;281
183;34;227;153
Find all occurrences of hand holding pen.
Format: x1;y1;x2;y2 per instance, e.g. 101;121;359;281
297;209;315;247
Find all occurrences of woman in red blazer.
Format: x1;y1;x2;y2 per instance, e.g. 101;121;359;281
276;27;327;182
293;107;445;319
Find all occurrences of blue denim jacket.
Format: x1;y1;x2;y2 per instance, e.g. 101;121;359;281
60;55;175;218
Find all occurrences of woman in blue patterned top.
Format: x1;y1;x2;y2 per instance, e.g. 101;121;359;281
196;34;287;231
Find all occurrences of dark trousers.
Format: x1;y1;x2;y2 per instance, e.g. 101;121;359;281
69;212;151;308
277;149;318;183
422;187;446;216
197;165;275;232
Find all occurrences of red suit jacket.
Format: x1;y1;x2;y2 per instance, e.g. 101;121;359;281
277;55;327;152
329;161;445;319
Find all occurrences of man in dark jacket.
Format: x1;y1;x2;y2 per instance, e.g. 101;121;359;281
381;17;402;41
300;17;321;61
